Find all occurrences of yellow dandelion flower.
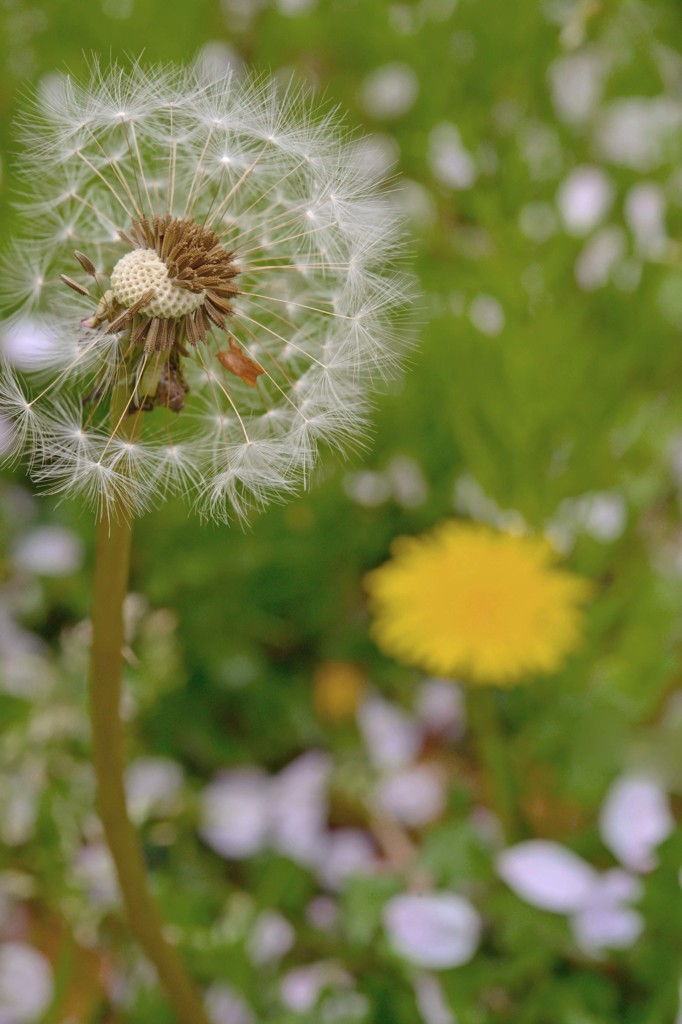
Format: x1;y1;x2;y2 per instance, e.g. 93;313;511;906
365;521;592;686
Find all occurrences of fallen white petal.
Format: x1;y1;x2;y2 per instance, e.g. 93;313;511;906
383;892;482;969
572;903;644;953
199;768;270;859
374;764;447;827
599;775;674;873
497;840;598;913
0;943;54;1023
358;696;421;769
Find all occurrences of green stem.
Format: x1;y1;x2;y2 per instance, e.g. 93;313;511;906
467;688;519;842
88;379;210;1024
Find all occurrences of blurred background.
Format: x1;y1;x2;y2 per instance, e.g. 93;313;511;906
2;0;682;1021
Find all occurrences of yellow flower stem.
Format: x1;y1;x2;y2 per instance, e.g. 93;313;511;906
88;372;210;1024
467;688;518;842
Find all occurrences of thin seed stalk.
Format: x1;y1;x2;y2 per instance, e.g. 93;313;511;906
467;687;519;842
88;361;210;1024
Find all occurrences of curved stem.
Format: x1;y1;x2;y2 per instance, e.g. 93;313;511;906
88;380;210;1024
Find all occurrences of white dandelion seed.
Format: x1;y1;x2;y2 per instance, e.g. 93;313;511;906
1;59;412;521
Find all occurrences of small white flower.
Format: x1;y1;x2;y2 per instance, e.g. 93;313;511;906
1;60;411;521
383;892;482;969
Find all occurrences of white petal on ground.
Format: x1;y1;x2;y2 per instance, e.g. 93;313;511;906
358;696;421;769
625;182;667;257
594;868;643;905
205;983;255;1024
247;910;295;966
1;318;60;372
556;166;614;236
574;226;626;292
0;943;54;1024
280;962;351;1013
305;896;340;931
572;903;644;954
73;843;120;907
12;526;84;577
386;455;429;509
497;840;598;913
599;774;674;872
343;469;392;507
361;63;419;120
570;868;644;954
316;828;376;890
199;768;271;859
593;97;682;171
383;892;482;969
468;294;505;336
429;124;477;190
270;751;331;867
416;678;466;738
374;764;447;827
0;765;42;847
413;973;457;1024
549;51;606;125
124;756;185;824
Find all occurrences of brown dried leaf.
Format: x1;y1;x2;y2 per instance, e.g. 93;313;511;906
217;339;264;387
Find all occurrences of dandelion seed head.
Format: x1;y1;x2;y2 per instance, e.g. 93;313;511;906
1;59;412;521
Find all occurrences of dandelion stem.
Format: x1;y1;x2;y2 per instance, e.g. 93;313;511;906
467;688;519;842
88;375;210;1024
